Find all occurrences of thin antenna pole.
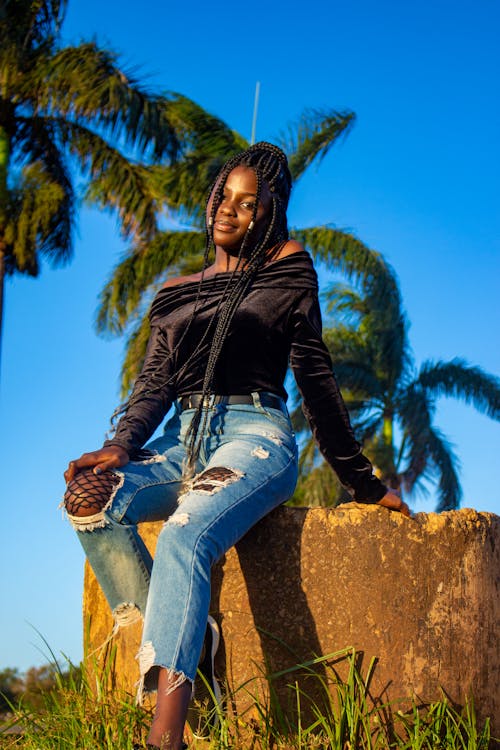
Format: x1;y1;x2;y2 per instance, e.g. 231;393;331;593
250;81;260;145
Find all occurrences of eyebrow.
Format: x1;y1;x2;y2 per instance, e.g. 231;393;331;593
223;188;257;198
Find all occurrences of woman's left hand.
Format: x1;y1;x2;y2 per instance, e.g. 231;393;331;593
377;490;411;517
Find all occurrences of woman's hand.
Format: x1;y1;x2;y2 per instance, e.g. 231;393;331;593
377;490;411;517
64;446;130;485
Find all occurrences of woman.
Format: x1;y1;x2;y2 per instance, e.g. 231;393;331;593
64;142;409;750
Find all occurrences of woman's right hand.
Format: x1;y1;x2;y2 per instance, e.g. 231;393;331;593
377;490;411;517
64;446;130;485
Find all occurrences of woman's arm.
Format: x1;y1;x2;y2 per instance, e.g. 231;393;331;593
65;321;175;481
289;290;409;515
102;322;175;457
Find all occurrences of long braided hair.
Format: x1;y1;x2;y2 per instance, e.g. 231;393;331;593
110;142;292;477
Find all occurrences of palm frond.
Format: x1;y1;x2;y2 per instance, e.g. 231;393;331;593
323;283;367;319
290;433;345;507
54;119;160;239
367;311;410;392
29;44;181;161
5;160;71;274
0;0;66;53
163;94;248;156
323;323;366;352
290;400;308;434
96;230;205;334
410;425;461;512
306;233;411;390
277;108;355;181
417;358;500;420
398;382;461;510
152;153;231;224
427;426;461;512
331;361;385;402
13;114;74;256
291;459;344;508
294;226;399;306
322;325;388;400
397;384;435;480
323;323;372;365
323;325;374;368
351;413;384;445
297;434;317;472
150;95;248;221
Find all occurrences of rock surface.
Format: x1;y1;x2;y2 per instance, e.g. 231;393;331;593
83;505;499;734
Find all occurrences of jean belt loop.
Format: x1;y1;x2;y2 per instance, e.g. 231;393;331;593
251;391;267;415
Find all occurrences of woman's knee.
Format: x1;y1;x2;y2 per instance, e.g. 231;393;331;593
64;469;121;518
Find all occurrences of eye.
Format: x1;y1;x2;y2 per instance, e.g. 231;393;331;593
241;200;256;210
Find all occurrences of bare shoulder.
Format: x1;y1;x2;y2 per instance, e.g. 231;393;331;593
162;261;223;288
162;271;203;289
273;239;305;260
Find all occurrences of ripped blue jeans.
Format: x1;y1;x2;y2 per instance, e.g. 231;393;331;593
67;394;298;696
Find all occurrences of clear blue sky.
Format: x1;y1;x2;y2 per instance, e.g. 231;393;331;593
1;0;499;672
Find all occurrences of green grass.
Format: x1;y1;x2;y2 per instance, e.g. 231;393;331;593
0;647;494;749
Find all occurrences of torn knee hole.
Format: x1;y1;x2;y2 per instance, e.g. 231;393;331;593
190;466;243;493
64;469;121;517
113;602;142;628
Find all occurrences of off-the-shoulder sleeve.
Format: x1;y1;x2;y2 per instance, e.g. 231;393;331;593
289;290;387;503
103;321;175;458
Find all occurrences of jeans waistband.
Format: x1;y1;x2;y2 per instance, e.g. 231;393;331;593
179;392;286;414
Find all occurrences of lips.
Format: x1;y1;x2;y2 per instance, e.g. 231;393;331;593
214;218;237;232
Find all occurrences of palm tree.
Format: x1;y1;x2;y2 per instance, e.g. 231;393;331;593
95;101;356;393
291;227;500;511
0;0;199;366
92;90;499;511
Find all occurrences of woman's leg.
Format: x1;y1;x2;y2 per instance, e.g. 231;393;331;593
63;413;190;625
149;674;192;749
141;403;298;748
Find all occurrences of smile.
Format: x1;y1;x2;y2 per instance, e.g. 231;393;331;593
214;220;237;231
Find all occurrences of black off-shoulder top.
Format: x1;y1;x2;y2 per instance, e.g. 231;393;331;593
105;251;387;503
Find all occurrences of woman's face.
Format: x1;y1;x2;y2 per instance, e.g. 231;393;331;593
210;166;272;254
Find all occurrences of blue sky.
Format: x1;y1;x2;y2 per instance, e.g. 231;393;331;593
1;0;499;672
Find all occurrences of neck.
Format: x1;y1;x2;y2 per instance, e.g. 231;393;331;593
213;247;247;272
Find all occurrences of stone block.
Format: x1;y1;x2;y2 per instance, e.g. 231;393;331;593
83;505;499;735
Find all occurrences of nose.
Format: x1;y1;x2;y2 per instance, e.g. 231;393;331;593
219;198;236;215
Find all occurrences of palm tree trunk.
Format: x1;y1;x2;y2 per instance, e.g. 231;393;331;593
0;123;10;377
382;415;393;449
382;414;401;490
